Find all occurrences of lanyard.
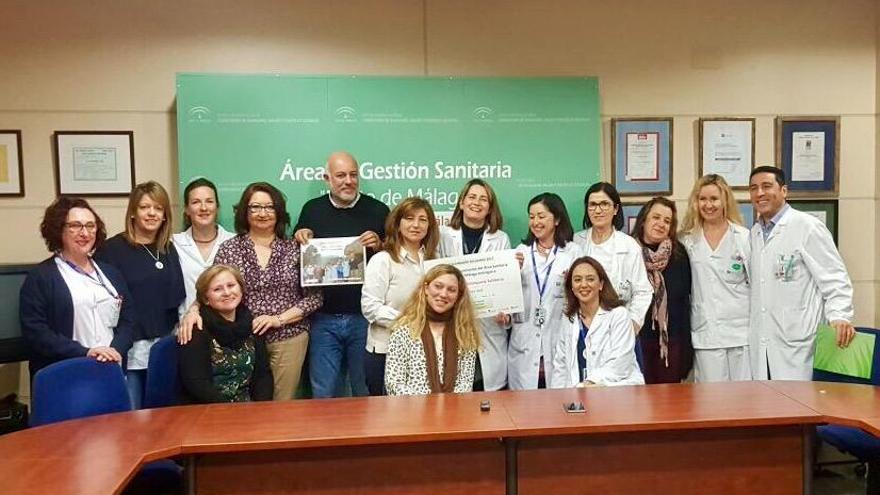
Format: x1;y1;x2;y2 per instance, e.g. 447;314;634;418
579;317;589;343
59;255;118;299
530;244;558;304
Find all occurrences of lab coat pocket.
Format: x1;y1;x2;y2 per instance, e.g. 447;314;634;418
508;326;530;353
781;307;812;344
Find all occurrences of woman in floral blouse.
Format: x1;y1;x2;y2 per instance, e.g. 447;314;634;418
211;182;322;400
384;264;481;395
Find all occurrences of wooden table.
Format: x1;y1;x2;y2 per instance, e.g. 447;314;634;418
2;381;878;495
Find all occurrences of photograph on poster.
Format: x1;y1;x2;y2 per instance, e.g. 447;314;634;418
301;237;366;287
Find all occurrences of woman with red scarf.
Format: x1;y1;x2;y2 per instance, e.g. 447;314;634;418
631;197;693;384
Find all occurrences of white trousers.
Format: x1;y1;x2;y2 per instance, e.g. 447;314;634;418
694;346;752;382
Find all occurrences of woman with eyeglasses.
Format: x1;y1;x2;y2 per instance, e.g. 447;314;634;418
680;175;752;382
573;182;652;335
509;192;582;390
438;179;512;391
631;197;694;384
172;178;236;317
95;181;186;408
20;197;136;377
183;182;323;401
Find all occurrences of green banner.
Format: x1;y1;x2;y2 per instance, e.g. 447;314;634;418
176;74;601;240
814;325;875;379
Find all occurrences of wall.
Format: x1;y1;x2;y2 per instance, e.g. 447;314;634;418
0;0;877;397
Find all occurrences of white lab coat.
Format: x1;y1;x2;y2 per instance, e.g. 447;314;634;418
551;306;644;388
508;241;582;390
438;225;513;391
681;223;751;350
749;206;854;380
573;229;652;327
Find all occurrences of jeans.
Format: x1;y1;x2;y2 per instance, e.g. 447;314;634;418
308;313;369;398
126;369;146;410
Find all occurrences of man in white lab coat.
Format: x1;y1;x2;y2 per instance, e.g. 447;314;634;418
748;166;855;380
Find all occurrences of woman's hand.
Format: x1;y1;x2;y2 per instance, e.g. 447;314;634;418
515;252;524;269
178;307;203;345
87;346;122;363
494;312;511;328
252;314;284;335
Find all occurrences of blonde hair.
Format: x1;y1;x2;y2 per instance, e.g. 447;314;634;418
680;174;743;235
383;197;439;263
392;264;480;352
195;264;245;306
124;181;174;253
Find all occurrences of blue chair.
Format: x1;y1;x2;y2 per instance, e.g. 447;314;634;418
31;357;131;426
30;357;183;494
143;335;180;409
813;327;880;492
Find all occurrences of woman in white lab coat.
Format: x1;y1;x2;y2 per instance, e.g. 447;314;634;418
509;193;581;390
438;179;512;391
172;178;235;316
573;182;652;333
680;175;752;382
551;257;644;388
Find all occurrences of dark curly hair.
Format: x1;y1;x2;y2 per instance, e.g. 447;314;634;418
232;182;290;239
40;197;107;253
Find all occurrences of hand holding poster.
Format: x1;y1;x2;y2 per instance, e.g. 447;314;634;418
424;250;524;319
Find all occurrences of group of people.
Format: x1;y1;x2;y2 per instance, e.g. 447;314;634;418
18;150;856;406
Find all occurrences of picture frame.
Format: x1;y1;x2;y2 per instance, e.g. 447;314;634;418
737;201;755;229
698;118;755;189
0;130;24;197
621;202;644;235
53;131;135;196
789;199;838;245
611;118;673;196
775;116;839;197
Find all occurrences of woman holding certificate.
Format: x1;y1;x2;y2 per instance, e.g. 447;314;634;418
384;264;480;395
509;193;581;390
551;257;643;388
632;198;694;384
573;182;652;333
439;179;512;391
95;181;185;409
172;178;235;315
679;175;752;382
361;197;439;395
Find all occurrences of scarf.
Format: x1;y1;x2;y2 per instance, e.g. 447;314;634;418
421;307;458;393
642;239;672;366
200;305;254;350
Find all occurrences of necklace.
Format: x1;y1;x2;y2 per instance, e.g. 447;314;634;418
193;228;219;244
536;240;554;253
141;244;164;270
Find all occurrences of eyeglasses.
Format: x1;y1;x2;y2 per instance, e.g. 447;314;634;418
65;222;98;233
247;204;276;214
587;201;614;212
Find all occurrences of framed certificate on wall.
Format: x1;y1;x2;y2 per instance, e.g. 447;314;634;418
699;118;755;189
789;199;838;245
775;116;839;197
611;118;673;196
54;131;135;197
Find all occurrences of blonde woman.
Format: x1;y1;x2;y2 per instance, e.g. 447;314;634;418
361;197;440;395
385;264;481;395
95;181;185;408
680;175;751;382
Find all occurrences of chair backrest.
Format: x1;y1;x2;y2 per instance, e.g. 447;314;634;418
142;334;180;408
30;357;131;427
813;327;880;386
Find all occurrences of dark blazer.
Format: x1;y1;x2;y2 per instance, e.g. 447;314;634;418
19;256;136;376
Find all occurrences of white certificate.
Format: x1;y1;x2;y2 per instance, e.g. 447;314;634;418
300;236;366;287
73;147;119;181
625;132;659;181
701;120;752;186
791;132;826;181
804;210;827;226
424;250;524;319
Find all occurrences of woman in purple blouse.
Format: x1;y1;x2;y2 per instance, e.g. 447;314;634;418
211;182;322;400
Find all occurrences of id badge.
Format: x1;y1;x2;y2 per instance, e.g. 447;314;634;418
533;307;547;327
775;254;795;282
98;297;122;328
